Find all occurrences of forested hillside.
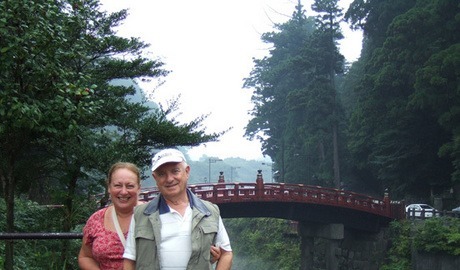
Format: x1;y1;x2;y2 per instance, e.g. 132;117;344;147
244;0;460;204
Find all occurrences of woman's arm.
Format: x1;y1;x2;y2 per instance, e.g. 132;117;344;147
78;236;101;270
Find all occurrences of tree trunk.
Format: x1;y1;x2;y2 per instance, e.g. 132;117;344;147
331;67;341;188
4;159;16;270
328;6;341;189
60;166;81;269
332;122;340;188
278;139;284;183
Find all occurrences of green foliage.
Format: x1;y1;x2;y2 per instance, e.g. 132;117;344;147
413;218;460;255
381;221;412;270
224;218;300;270
344;0;459;197
344;0;417;51
382;218;460;269
0;198;90;269
244;2;317;184
0;0;221;268
244;1;345;186
412;44;460;183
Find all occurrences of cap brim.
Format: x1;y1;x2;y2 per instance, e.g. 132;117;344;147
151;156;184;172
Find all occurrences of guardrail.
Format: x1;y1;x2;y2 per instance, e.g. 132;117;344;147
406;209;460;219
0;232;83;240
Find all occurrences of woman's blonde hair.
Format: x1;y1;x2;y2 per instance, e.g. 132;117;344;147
106;162;141;186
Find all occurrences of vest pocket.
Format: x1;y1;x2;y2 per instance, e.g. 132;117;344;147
199;223;218;261
135;225;157;267
135;224;155;240
201;223;218;237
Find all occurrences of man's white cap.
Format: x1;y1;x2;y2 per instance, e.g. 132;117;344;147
151;148;186;172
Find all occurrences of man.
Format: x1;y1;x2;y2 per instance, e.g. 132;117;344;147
123;148;233;270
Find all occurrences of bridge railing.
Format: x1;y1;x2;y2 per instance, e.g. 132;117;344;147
139;182;403;219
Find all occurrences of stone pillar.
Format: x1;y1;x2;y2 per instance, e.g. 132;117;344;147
325;238;340;270
433;197;443;211
298;222;344;270
300;235;314;270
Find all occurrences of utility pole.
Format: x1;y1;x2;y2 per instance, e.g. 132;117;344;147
230;166;240;181
261;162;273;182
208;158;222;183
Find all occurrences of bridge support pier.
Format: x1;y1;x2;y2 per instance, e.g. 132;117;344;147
298;221;390;270
298;222;344;270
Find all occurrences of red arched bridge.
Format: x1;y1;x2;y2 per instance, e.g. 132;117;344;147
139;171;405;232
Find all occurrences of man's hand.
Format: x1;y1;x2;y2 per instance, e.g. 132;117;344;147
210;245;221;264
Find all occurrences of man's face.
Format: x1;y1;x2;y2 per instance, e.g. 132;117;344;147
152;161;190;200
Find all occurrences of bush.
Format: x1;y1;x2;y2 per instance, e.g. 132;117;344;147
381;220;412;270
413;218;460;255
382;217;460;269
0;197;95;269
224;218;300;270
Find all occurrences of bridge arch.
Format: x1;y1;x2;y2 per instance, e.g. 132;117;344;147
139;171;404;232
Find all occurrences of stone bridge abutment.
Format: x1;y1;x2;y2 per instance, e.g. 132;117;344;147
298;222;389;270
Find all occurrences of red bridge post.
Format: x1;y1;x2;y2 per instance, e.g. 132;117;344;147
218;171;225;183
383;188;390;216
256;169;264;199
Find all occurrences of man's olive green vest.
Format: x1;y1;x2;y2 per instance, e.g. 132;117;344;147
132;189;220;270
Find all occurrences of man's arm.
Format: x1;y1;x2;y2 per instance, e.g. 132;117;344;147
123;259;136;270
215;249;233;270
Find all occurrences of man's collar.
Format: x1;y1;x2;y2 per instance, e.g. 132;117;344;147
158;189;195;214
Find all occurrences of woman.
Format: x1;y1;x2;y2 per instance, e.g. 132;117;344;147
78;162;221;269
78;162;142;269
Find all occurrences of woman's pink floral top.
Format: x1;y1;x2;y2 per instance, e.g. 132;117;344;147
83;207;127;270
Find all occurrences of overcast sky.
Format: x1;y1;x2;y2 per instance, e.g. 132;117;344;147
100;0;362;161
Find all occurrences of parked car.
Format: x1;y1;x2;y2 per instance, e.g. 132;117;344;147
406;203;438;218
452;206;460;213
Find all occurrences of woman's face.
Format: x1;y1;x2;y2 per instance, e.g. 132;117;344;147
108;168;140;212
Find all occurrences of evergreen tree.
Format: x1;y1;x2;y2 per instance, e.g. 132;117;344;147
244;2;316;183
0;0;220;267
344;0;458;198
245;0;345;186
